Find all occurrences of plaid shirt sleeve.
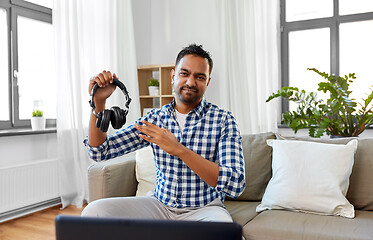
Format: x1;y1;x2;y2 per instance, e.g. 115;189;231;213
83;113;154;162
215;112;246;198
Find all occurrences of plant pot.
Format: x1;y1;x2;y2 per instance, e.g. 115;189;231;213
148;86;159;96
330;135;357;139
31;116;46;131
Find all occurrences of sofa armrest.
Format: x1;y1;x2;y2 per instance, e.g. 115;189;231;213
88;153;137;203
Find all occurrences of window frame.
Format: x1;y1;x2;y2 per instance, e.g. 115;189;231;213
0;2;12;129
280;0;373;114
0;0;55;130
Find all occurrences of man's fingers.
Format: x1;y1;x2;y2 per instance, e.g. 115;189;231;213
96;71;115;87
135;123;157;137
102;70;109;82
97;73;106;87
89;70;117;93
138;134;153;142
102;70;114;84
141;120;157;127
107;71;113;83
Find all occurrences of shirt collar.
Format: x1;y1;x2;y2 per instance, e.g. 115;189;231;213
166;98;208;118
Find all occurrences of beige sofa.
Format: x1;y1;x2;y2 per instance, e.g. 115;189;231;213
88;132;373;240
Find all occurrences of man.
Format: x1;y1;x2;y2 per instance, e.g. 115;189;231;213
83;44;245;222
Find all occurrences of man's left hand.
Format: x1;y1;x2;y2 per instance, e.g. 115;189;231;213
135;120;185;157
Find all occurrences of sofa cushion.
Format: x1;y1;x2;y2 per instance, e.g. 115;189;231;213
135;146;156;196
277;134;373;210
225;201;260;226
243;209;373;240
231;132;275;201
257;139;357;218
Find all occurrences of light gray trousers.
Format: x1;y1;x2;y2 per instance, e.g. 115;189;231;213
82;193;233;223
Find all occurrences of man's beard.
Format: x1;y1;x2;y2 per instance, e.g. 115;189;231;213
175;86;202;104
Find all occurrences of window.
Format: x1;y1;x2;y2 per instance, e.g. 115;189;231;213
281;0;373;112
0;0;55;130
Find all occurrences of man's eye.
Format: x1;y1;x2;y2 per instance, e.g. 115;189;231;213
180;72;187;76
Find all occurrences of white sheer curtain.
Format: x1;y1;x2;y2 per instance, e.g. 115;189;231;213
53;0;140;208
216;0;281;134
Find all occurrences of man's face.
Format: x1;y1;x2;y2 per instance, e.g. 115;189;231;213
171;54;211;105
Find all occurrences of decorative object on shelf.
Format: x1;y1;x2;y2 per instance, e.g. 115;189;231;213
266;68;373;138
148;78;159;96
31;109;46;131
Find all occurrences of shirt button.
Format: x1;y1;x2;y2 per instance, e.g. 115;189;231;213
177;178;181;183
176;199;180;203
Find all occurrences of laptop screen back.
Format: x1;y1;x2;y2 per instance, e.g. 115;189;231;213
55;215;242;240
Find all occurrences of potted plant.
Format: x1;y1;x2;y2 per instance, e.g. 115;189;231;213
266;68;373;138
148;78;159;96
31;109;46;131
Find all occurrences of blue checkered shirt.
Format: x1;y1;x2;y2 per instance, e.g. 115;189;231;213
84;99;245;208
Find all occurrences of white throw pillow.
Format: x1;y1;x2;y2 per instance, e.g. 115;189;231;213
135;146;156;196
256;139;358;218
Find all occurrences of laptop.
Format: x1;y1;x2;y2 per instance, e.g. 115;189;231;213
55;215;242;240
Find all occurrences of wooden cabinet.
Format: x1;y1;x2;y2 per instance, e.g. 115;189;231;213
137;64;175;116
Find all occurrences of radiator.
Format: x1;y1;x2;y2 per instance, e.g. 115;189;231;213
0;159;60;214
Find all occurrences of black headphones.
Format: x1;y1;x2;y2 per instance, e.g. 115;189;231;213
89;78;132;133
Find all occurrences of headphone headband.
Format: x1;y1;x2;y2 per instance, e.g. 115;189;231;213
89;78;132;112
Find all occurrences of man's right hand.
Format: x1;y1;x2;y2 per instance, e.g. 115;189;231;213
89;70;118;105
88;70;118;147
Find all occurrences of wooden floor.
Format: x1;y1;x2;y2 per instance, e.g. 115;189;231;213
0;204;86;240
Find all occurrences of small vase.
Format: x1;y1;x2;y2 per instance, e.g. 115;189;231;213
31;116;46;131
148;86;159;96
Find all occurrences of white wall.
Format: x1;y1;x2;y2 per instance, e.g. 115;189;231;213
0;133;57;168
131;0;152;65
132;0;224;106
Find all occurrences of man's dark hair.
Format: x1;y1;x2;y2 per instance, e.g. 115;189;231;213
175;44;213;74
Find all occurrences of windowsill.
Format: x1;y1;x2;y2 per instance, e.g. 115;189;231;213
0;127;57;137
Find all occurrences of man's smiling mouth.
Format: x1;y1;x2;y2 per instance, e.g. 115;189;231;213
182;87;197;93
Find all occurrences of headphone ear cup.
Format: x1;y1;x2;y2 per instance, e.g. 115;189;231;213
100;109;112;132
120;109;127;126
111;106;126;129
